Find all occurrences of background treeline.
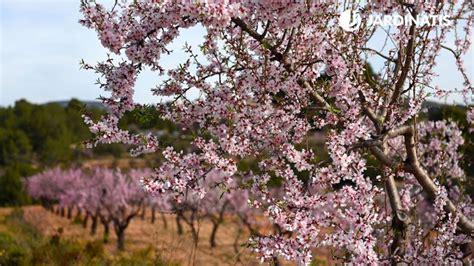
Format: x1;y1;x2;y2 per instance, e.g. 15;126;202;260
0;99;178;206
0;98;472;207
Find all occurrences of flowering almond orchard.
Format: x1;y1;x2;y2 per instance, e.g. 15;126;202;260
27;167;152;250
78;0;473;264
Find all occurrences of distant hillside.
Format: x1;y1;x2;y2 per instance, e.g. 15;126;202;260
47;100;107;110
422;100;467;111
422;100;468;121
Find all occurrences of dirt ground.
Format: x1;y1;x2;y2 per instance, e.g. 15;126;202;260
20;205;262;265
0;206;334;265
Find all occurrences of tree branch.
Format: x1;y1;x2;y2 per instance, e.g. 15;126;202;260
360;47;397;63
370;127;474;235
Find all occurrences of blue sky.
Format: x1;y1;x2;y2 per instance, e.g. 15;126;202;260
0;0;472;107
0;0;207;107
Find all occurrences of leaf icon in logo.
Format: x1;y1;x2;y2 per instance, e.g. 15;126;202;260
339;9;362;32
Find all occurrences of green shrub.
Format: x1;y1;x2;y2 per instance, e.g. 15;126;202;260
0;208;175;265
0;232;28;265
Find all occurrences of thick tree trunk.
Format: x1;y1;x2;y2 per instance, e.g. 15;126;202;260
82;212;90;228
140;206;146;220
102;222;110;243
190;224;198;243
210;221;219;248
233;225;243;256
233;226;243;262
75;208;82;220
60;207;65;217
161;213;168;229
67;206;72;219
90;214;98;236
151;207;156;224
272;256;281;266
386;174;409;264
176;214;183;235
116;227;125;251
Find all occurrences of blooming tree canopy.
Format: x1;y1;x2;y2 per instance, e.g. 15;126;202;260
79;0;473;264
26;167;156;250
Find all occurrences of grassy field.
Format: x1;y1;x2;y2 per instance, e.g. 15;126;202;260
0;206;333;265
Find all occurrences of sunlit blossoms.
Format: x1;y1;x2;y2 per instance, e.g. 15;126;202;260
80;0;473;264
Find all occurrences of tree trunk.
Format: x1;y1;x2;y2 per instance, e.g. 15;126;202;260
272;256;281;266
67;206;72;219
60;207;65;217
75;208;82;220
141;206;146;220
151;207;156;224
83;212;90;228
385;169;409;264
116;227;125;251
190;225;198;243
161;213;167;229
103;221;110;243
233;226;243;261
176;214;183;235
90;214;98;236
210;221;219;248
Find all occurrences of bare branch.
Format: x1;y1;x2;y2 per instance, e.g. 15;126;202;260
360;47;397;63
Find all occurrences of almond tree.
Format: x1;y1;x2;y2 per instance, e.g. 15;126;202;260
26;167;82;216
80;1;473;264
96;168;149;250
27;167;153;250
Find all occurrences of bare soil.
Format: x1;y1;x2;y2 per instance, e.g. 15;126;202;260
0;206;333;265
21;205;261;265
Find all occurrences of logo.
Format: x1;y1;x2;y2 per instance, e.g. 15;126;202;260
339;9;362;32
339;9;451;32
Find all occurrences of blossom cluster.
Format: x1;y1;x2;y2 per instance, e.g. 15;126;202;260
80;0;473;264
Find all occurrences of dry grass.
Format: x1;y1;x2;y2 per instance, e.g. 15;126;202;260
0;206;335;265
0;207;13;233
21;206;261;265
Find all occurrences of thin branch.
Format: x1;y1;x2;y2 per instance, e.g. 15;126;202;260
389;19;417;106
360;47;397;63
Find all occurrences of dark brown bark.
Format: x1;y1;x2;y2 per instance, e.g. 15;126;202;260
210;222;219;248
67;206;72;219
161;213;168;229
140;206;146;220
151;207;156;224
102;221;110;243
75;207;82;220
82;211;90;228
176;213;183;235
90;214;98;236
116;227;125;251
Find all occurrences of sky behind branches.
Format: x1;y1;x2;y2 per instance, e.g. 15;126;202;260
1;0;472;107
